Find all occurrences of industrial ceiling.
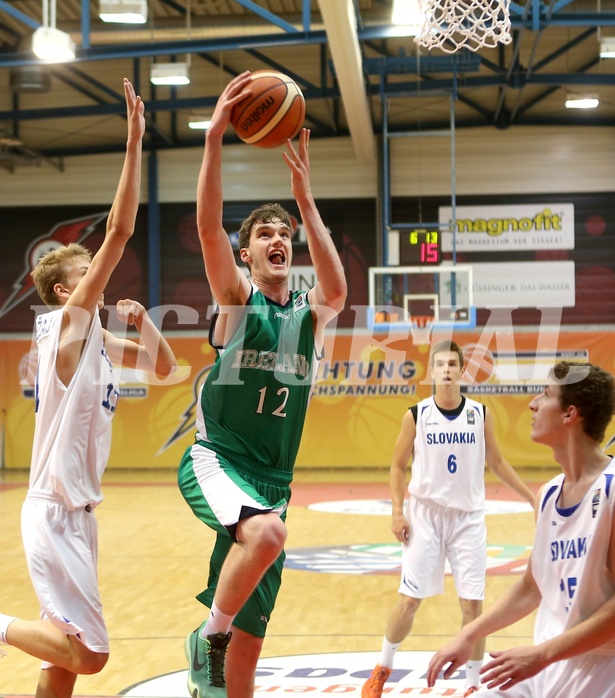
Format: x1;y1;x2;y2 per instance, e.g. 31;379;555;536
1;0;615;171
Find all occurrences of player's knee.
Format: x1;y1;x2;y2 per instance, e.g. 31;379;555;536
77;650;109;675
398;594;421;616
242;513;286;555
259;515;287;554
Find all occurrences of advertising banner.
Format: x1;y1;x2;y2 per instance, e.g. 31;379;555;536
441;261;576;308
440;203;575;251
2;328;614;472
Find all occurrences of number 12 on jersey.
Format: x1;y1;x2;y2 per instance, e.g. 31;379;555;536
256;386;289;417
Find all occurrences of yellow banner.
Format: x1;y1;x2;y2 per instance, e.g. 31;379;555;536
2;330;614;470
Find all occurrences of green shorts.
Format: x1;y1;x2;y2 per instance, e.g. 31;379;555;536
178;441;292;638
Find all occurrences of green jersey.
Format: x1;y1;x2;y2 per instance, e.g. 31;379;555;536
195;286;317;481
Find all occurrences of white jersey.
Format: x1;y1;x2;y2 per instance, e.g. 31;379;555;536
532;457;615;656
408;395;486;512
28;307;118;510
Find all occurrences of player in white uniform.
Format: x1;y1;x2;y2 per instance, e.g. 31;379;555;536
0;79;176;698
363;340;536;698
427;361;615;697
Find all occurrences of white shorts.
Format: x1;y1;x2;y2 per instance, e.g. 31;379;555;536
182;442;288;534
21;495;109;664
473;652;615;697
398;497;486;599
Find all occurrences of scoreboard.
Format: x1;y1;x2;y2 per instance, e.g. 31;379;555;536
400;229;442;265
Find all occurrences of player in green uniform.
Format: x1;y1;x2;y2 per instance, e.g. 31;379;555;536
178;71;347;698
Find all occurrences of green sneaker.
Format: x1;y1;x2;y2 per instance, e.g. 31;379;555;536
184;626;232;698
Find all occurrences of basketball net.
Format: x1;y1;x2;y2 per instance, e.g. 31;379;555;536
415;0;512;53
410;316;435;346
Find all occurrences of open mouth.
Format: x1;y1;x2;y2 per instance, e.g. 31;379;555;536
269;250;286;267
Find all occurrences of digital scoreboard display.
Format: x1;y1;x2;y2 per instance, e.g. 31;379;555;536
400;229;442;266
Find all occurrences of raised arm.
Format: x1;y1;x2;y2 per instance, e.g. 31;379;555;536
103;300;177;379
484;410;536;508
283;129;347;327
196;71;253;307
67;79;144;315
57;79;145;386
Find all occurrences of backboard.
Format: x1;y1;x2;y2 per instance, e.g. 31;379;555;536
367;265;476;331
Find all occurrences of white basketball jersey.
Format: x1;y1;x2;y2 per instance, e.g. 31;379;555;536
409;395;486;512
532;457;615;656
28;308;119;510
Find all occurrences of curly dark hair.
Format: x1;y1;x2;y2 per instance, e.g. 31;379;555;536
550;361;615;442
237;203;293;268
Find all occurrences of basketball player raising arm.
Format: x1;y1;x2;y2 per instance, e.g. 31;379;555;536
178;70;346;698
427;362;615;698
363;340;535;698
0;79;176;698
196;70;346;336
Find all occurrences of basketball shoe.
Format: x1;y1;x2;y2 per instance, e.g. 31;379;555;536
184;625;232;698
362;664;392;698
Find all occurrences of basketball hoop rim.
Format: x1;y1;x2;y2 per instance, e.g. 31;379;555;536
409;315;435;328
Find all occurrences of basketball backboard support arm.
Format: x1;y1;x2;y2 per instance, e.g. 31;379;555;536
380;93;459;269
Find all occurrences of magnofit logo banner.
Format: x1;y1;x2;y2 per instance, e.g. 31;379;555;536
439;203;574;251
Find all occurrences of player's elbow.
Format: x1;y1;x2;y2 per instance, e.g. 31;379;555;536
155;360;177;380
326;279;348;314
106;220;135;245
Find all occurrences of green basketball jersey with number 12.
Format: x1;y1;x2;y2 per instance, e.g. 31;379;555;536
199;287;316;476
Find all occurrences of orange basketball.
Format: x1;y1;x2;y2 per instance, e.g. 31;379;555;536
230;70;305;149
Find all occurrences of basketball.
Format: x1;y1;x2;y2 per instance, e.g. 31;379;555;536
230;70;305;149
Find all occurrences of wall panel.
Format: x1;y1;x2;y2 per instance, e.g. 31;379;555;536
1;126;613;208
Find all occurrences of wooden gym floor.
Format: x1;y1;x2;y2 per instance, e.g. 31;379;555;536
0;467;545;697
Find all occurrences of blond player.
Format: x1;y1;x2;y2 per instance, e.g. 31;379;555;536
0;79;176;698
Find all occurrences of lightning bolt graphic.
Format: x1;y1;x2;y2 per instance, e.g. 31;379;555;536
158;364;214;454
0;211;109;319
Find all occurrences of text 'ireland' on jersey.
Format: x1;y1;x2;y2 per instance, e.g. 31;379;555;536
195;289;318;475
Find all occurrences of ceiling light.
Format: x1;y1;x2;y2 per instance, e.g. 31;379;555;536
99;0;147;24
391;0;423;36
600;37;615;58
565;94;599;109
188;116;212;130
32;26;76;62
150;62;190;86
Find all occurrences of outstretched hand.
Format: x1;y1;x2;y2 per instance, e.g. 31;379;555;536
283;128;312;201
124;78;145;142
208;71;252;138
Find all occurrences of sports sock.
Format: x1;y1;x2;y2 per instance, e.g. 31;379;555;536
199;601;235;638
0;614;17;644
465;660;482;688
379;636;402;668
